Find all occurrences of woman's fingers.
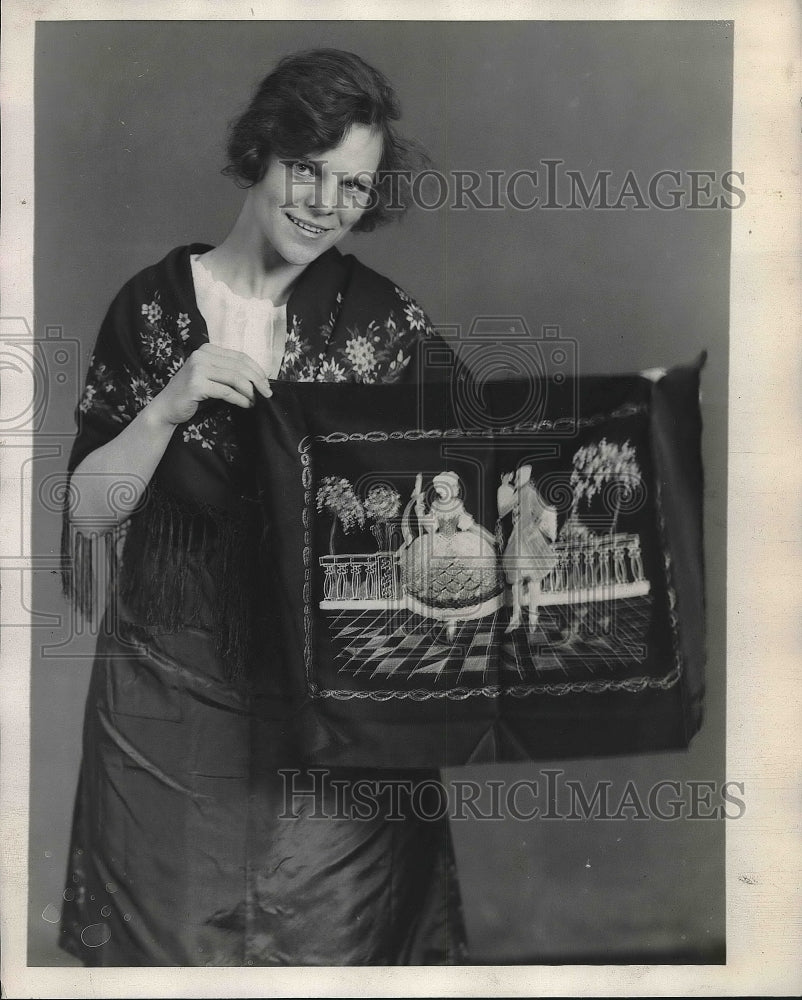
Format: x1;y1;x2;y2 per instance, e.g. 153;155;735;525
160;345;274;422
200;377;255;409
194;344;273;396
210;358;273;398
206;369;259;404
183;359;254;409
208;351;272;392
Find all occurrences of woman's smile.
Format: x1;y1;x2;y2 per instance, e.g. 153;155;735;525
285;212;335;237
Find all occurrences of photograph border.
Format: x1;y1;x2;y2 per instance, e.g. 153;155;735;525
2;1;800;996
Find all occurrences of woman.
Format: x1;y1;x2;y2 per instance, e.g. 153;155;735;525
60;49;467;967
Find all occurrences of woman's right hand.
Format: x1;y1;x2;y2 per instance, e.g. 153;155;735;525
148;343;273;426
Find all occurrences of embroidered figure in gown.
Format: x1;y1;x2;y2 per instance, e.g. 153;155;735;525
399;472;504;628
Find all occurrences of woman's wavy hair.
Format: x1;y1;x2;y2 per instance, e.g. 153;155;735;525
223;49;429;232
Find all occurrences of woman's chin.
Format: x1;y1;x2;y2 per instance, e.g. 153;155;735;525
278;238;336;267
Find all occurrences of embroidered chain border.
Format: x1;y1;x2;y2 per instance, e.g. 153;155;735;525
298;401;684;701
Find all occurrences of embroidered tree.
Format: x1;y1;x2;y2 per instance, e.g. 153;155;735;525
569;438;642;533
363;484;401;551
558;515;591;542
316;477;365;555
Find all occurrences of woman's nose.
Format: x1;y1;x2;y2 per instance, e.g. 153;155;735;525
305;174;338;214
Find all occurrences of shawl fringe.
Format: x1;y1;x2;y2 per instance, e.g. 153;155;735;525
61;482;260;684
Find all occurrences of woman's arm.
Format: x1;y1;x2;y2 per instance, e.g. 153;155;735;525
70;343;273;525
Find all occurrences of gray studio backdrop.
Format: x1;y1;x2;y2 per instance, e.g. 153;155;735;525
30;20;730;964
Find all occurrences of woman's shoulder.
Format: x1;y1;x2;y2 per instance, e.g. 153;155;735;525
113;244;212;302
98;245;212;353
317;251;458;385
338;252;434;337
341;252;426;305
91;244;213;369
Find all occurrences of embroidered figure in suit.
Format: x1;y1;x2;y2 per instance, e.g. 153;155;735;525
497;465;559;633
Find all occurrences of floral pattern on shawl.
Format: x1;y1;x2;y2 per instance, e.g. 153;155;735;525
77;291;238;455
76;254;436;464
79;292;188;423
182;408;238;462
278;285;431;385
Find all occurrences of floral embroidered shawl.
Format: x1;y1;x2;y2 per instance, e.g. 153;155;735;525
62;244;449;680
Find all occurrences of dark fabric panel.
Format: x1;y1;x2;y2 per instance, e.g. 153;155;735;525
252;358;706;766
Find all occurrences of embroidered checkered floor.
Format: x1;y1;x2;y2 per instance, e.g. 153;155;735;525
325;595;653;687
328;608;503;686
501;595;653;681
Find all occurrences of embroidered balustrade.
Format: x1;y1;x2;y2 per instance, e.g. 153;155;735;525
319;531;648;610
538;532;649;603
320;552;401;606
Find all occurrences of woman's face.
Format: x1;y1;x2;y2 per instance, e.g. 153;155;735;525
246;123;383;267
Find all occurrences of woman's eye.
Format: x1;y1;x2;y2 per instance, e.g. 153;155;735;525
344;179;371;197
292;161;315;178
